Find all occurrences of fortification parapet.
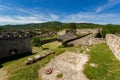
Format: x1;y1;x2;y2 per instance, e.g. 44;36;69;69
106;34;120;61
0;34;32;58
0;32;30;40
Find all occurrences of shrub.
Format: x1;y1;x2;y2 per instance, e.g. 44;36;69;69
31;37;42;46
56;73;63;78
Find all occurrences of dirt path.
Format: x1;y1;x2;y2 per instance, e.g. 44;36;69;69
0;68;7;80
38;51;89;80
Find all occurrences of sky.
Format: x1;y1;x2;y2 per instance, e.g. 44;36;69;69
0;0;120;25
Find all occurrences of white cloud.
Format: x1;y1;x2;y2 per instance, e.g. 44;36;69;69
0;16;45;24
0;4;120;25
0;12;120;25
50;14;59;21
0;5;60;25
96;0;120;13
0;5;10;10
62;12;120;24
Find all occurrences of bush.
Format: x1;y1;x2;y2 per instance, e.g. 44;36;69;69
31;37;42;46
56;73;63;78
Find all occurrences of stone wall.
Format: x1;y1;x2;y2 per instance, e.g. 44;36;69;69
68;34;96;46
67;33;105;46
106;34;120;61
0;38;32;58
57;28;102;36
76;28;102;35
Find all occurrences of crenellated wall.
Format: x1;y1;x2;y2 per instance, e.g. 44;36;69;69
106;34;120;61
0;31;33;58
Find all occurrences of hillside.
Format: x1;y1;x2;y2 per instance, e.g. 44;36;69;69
0;21;120;37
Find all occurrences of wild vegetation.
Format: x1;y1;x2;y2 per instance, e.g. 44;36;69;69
1;40;82;80
84;43;120;80
0;22;120;80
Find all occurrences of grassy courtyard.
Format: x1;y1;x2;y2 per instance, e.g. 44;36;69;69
1;41;81;80
84;43;120;80
1;42;120;80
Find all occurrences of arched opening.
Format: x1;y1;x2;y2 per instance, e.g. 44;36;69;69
9;49;18;55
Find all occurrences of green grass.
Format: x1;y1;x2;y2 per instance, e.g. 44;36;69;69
2;42;120;80
42;41;62;50
3;49;64;80
84;43;120;80
39;35;58;40
1;41;82;80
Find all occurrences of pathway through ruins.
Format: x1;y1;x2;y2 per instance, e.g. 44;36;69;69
38;51;89;80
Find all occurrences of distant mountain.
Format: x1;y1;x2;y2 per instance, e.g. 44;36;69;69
0;21;65;29
0;21;99;28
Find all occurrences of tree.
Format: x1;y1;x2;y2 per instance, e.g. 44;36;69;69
68;23;76;34
31;37;42;47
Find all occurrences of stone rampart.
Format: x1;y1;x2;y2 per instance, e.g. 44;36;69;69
68;34;96;46
106;34;120;61
76;28;102;35
57;28;102;36
0;38;32;58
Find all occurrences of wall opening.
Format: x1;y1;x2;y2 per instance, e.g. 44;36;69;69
9;49;18;55
95;33;102;38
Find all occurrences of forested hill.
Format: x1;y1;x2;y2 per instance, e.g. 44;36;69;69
0;21;64;29
0;21;120;37
0;21;120;29
0;21;102;30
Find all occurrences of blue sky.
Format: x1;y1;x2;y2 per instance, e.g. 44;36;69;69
0;0;120;25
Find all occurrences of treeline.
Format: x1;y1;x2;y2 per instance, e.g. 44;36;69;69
0;21;120;37
102;24;120;37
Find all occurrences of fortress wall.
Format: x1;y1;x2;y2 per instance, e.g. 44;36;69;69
57;28;102;36
76;28;101;35
106;34;120;61
0;38;32;58
68;34;96;46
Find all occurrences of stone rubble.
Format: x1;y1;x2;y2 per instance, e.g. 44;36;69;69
24;50;55;65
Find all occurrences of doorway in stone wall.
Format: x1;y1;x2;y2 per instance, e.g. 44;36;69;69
9;49;18;55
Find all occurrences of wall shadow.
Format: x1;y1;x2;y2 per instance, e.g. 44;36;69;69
0;52;33;67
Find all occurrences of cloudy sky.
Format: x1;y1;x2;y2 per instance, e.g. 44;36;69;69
0;0;120;25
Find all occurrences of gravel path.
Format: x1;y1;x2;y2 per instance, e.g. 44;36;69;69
38;51;89;80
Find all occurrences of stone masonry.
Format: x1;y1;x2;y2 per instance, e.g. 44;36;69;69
106;34;120;61
0;32;32;58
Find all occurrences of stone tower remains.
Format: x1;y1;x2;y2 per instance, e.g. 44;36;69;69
0;31;32;59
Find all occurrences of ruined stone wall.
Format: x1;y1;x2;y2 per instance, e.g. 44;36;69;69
0;38;32;58
67;33;105;46
57;29;68;36
57;28;102;36
68;34;96;46
76;28;102;35
106;34;120;61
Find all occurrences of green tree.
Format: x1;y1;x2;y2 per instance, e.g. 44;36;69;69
68;23;76;34
31;37;42;47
